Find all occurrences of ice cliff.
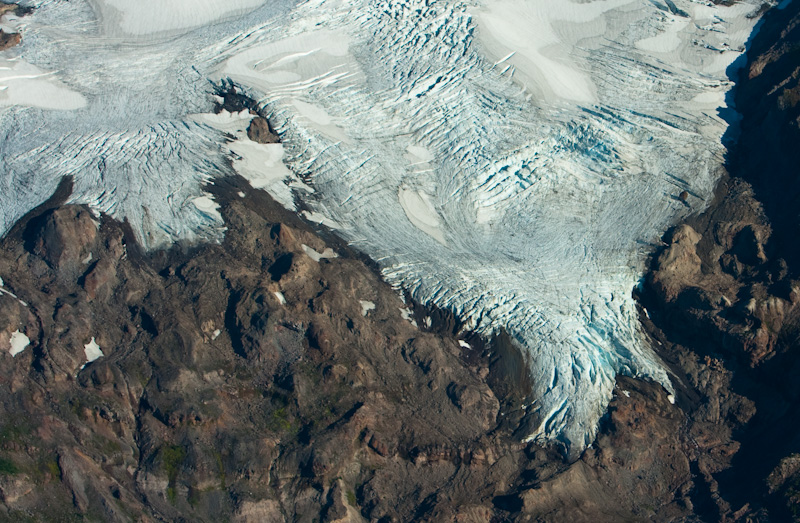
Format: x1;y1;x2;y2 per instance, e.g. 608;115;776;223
0;0;764;453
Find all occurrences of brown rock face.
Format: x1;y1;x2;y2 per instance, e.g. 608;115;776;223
0;30;21;51
518;377;692;522
646;180;796;368
247;116;281;144
0;4;27;51
33;207;98;271
640;2;800;520
0;174;746;522
0;179;521;522
650;224;703;302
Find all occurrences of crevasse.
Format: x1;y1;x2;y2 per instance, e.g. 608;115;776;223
0;0;762;454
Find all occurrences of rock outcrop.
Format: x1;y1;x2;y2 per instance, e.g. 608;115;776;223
641;1;800;520
0;3;25;52
248;117;280;144
0;175;734;522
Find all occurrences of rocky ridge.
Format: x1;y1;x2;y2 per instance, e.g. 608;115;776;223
641;0;800;518
0;171;709;522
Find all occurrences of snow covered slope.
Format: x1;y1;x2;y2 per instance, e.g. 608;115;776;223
0;0;764;453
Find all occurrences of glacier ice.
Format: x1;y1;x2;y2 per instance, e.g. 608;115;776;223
0;0;764;454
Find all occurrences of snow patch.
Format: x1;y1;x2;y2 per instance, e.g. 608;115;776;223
274;291;286;305
211;329;221;340
303;211;341;229
301;244;338;262
405;145;435;164
192;196;223;223
0;58;87;110
359;300;375;316
398;188;446;245
192;195;222;221
458;340;471;349
470;0;610;103
399;308;418;328
192;110;306;209
91;0;267;36
83;337;104;364
9;330;29;357
635;19;690;53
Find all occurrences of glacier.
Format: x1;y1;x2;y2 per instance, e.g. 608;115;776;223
0;0;764;454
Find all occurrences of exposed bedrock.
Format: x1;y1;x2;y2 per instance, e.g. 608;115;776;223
0;176;754;522
0;30;20;52
0;2;30;51
0;180;510;521
641;0;800;519
734;0;800;271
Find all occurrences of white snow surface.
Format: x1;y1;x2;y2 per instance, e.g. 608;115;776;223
83;337;104;363
360;300;376;316
9;330;29;357
0;0;765;454
91;0;267;37
399;307;418;327
301;244;338;262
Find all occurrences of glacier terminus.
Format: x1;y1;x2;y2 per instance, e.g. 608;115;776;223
0;0;765;454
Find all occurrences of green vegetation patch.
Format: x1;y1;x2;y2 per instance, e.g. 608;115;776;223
162;444;187;483
0;457;19;475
